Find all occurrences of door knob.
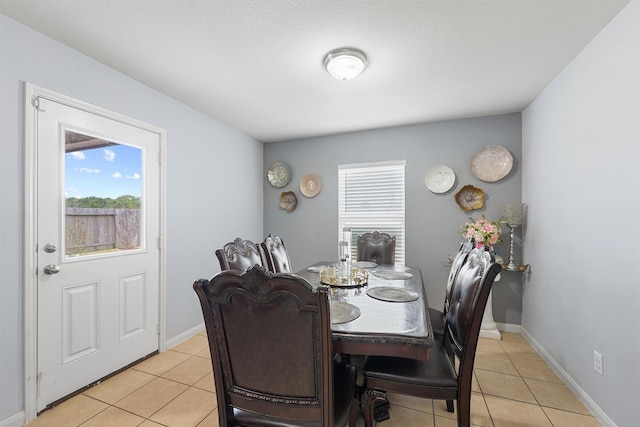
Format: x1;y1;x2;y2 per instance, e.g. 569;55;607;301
43;264;61;275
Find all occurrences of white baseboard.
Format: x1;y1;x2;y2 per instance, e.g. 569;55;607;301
164;322;205;350
520;327;616;427
0;411;24;427
496;322;521;334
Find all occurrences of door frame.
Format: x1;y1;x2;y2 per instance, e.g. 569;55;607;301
23;83;167;423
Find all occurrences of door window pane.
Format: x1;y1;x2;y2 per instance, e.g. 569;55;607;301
64;131;143;257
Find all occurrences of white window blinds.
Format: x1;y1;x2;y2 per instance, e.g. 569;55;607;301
338;160;406;266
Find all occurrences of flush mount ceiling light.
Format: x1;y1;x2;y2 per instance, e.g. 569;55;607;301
323;47;368;81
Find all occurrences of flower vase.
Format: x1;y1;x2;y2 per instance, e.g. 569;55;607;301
476;242;493;252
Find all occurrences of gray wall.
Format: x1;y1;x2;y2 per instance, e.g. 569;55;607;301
522;1;639;425
263;114;524;326
0;14;263;422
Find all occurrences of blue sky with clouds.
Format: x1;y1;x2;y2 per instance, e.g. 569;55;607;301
65;144;142;199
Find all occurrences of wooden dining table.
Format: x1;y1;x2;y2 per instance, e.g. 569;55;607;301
296;262;435;361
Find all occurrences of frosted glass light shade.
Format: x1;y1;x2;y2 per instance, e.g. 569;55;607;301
324;48;367;80
503;202;524;226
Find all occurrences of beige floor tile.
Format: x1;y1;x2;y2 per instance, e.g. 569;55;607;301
78;406;145;426
474;351;519;376
387;392;433;413
23;332;598;427
484;395;552;427
475;369;537;403
193;372;216;392
171;334;210;355
197;409;219;427
161;355;212;385
433;392;492;427
26;394;109;427
433;399;456;420
434;415;457;426
524;378;591;415
381;404;435;427
472;371;480;393
114;377;188;418
82;368;156;404
150;386;216;427
499;341;542;361
132;350;191;376
476;338;505;354
500;332;527;344
195;347;212;359
510;356;563;383
542;406;601;426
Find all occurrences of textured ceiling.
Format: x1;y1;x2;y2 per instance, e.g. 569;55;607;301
0;0;630;142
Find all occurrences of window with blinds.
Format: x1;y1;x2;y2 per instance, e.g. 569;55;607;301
338;160;406;266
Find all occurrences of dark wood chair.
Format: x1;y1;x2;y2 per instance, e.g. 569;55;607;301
215;237;263;271
260;234;292;273
429;238;475;341
193;265;360;427
356;231;396;265
361;247;501;427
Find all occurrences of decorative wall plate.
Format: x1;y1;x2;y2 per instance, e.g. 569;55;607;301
267;161;291;188
424;165;456;193
454;184;485;212
299;173;322;197
471;145;513;182
279;191;297;212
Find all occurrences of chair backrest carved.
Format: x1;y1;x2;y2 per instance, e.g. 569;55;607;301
443;238;475;313
444;247;501;386
260;234;292;273
193;265;335;426
356;231;396;265
215;238;263;271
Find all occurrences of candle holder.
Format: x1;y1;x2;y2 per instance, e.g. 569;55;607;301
503;203;524;271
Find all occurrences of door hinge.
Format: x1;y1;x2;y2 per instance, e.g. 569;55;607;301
33;97;47;111
156;322;161;335
157;236;162;249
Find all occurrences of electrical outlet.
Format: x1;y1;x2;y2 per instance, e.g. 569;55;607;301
593;350;603;375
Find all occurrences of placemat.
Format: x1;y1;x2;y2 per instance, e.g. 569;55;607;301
372;271;413;280
366;286;419;303
331;301;361;324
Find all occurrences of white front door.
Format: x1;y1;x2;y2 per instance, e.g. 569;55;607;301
35;96;162;411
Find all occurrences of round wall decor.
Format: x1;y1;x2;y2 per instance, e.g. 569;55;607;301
425;165;456;193
267;161;291;188
454;184;485;212
471;145;513;182
299;173;322;197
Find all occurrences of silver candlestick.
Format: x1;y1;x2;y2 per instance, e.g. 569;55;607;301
503;203;524;271
506;225;519;271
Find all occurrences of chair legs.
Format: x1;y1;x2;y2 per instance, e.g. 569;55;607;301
446;399;454;412
360;389;388;427
361;389;456;426
347;398;360;427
